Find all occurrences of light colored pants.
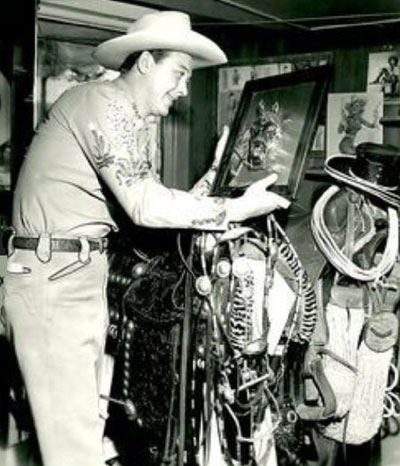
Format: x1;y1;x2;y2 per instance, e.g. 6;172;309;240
3;246;109;466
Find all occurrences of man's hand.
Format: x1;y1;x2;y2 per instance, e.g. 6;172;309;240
190;126;230;197
227;173;290;222
211;125;229;169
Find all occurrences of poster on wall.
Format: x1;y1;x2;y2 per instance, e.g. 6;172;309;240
367;50;400;99
326;92;384;159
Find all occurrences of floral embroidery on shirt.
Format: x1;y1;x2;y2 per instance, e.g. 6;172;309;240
107;101;146;158
107;101;153;184
191;198;227;227
190;166;218;197
88;99;155;186
89;125;115;169
115;158;151;187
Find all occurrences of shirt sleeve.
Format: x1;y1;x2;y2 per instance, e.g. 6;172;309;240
67;83;230;231
190;165;219;197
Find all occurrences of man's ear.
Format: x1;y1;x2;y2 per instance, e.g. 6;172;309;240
136;51;155;74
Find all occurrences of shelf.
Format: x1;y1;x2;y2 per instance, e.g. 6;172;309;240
304;168;330;181
384;99;400;106
381;118;400;127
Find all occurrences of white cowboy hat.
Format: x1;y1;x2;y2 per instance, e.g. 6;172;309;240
94;11;227;70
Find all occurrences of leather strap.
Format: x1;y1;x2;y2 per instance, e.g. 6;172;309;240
13;236;108;253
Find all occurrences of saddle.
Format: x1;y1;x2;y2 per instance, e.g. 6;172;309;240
105;228;191;465
298;184;399;428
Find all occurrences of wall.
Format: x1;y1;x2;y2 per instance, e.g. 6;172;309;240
185;21;400;194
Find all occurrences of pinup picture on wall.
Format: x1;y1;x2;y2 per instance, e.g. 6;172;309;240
327;92;383;158
368;50;400;99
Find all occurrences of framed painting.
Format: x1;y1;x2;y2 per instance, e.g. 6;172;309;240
211;65;332;200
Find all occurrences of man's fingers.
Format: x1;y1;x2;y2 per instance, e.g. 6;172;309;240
221;124;229;138
261;173;279;188
246;175;291;210
250;173;278;191
214;125;230;162
271;192;290;209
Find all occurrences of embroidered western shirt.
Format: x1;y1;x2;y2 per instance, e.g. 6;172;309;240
12;79;228;238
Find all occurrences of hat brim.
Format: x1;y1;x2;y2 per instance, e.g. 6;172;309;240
94;30;227;70
325;154;400;208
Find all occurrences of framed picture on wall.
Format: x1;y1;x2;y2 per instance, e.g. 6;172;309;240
367;50;400;100
211;65;332;200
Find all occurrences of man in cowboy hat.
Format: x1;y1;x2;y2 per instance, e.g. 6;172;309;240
3;10;289;466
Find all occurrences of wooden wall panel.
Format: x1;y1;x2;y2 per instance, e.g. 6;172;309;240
187;25;400;185
188;67;219;189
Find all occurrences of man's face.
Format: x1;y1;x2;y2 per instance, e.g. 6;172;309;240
145;51;192;117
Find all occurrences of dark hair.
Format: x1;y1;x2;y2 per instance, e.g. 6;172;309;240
119;49;171;73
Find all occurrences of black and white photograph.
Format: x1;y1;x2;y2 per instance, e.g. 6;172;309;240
2;2;400;466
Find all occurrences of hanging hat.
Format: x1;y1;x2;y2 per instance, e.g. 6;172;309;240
94;11;227;70
325;142;400;207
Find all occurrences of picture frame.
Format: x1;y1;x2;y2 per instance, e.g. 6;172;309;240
211;65;332;199
367;50;400;100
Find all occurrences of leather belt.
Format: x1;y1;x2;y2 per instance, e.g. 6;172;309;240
13;236;108;253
